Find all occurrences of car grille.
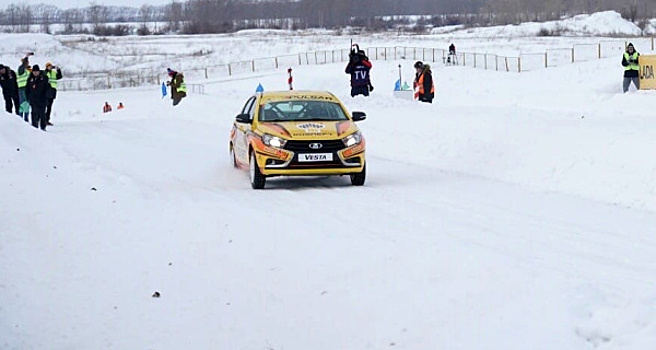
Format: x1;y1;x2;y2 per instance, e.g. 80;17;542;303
284;140;345;152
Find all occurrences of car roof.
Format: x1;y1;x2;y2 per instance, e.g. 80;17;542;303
258;90;340;104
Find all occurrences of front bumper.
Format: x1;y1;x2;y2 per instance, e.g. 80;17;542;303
254;140;365;176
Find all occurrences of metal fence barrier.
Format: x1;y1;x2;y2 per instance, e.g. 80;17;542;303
57;37;655;91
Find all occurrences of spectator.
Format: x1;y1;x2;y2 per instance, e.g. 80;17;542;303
25;65;49;130
345;46;373;97
17;55;33;122
117;102;124;110
44;62;62;126
622;42;640;93
447;43;457;64
167;68;187;106
413;61;435;104
103;102;112;113
0;64;20;115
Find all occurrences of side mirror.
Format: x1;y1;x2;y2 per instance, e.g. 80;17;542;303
235;113;252;124
352;111;366;122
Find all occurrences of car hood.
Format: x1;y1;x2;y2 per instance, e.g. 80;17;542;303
258;120;359;140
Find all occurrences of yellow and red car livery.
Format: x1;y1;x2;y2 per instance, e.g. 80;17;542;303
229;91;367;189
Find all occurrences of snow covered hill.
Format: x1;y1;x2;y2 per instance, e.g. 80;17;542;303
2;11;656;350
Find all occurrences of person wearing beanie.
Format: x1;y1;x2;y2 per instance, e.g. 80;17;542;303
25;64;50;130
166;68;187;106
622;43;640;93
413;61;435;103
0;64;20;115
44;62;62;126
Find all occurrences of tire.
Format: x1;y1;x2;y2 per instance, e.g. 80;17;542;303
350;164;366;186
249;152;266;189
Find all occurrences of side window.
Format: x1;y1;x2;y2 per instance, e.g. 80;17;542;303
241;97;256;120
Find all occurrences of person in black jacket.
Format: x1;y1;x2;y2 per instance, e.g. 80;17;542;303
345;47;373;97
621;42;640;93
0;64;20;115
413;61;435;103
25;65;50;130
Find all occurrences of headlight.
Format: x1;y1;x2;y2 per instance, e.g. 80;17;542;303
342;131;363;147
262;133;287;148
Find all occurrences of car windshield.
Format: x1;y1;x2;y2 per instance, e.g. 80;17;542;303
259;100;349;122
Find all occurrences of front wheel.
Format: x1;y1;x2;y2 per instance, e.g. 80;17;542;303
249;152;266;189
350;165;366;186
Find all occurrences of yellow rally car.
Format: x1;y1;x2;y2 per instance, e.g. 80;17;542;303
229;91;367;189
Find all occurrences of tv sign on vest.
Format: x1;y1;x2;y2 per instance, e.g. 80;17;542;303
639;55;656;90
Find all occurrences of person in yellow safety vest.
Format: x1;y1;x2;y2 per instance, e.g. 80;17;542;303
413;61;435;103
166;68;187;106
622;43;640;93
44;62;62;126
16;54;33;122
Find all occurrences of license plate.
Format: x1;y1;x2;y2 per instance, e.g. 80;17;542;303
298;153;333;162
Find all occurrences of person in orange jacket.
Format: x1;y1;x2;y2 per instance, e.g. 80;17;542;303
413;61;435;103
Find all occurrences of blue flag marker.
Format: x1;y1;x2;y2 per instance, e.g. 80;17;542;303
255;83;264;93
161;82;167;98
394;79;401;91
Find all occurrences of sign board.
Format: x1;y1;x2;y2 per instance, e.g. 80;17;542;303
639;55;656;90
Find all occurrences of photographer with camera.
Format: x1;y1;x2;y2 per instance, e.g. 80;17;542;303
622;43;640;93
345;44;373;97
44;62;62;126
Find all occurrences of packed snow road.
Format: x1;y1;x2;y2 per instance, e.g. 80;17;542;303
2;59;656;349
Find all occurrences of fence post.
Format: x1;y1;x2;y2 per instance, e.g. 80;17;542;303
228;63;232;76
495;55;499;71
570;48;573;63
107;74;111;89
298;54;302;65
485;54;488;69
205;67;208;79
432;49;435;62
545;52;548;68
463;54;466;66
474;54;477;68
652;37;654;51
518;57;521;72
251;60;255;72
598;43;601;59
275;57;279;69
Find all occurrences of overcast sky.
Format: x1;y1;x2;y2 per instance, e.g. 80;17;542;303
0;0;174;9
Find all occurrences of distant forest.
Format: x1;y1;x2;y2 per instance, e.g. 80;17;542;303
1;0;654;35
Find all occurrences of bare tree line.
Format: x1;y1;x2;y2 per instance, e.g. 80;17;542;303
1;0;654;35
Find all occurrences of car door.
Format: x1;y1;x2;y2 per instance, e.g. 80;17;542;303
234;96;256;164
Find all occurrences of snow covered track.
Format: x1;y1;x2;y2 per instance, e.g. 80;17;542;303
2;23;656;349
